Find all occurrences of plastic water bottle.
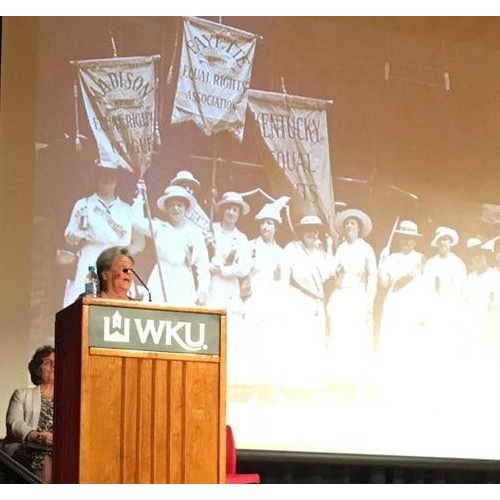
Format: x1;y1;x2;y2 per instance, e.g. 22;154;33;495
85;266;99;297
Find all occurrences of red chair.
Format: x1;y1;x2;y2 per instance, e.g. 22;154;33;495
226;425;260;484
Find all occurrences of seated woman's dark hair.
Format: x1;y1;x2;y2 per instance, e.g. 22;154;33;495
28;345;55;386
96;246;133;292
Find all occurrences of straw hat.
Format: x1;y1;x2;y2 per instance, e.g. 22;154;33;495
431;226;459;247
334;209;372;238
295;215;323;230
216;192;250;216
481;236;500;252
169;170;201;190
466;237;482;250
157;185;191;212
394;220;422;238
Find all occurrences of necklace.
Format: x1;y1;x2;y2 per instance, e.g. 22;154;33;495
40;386;54;399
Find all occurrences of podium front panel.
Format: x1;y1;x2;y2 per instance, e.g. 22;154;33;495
55;298;226;484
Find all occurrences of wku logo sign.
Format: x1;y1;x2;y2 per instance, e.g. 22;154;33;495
102;310;209;352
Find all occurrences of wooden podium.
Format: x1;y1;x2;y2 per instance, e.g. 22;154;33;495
53;297;226;484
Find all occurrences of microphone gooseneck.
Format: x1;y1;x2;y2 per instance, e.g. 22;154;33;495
125;268;152;302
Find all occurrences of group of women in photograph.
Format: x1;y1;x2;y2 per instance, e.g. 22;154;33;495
61;165;500;395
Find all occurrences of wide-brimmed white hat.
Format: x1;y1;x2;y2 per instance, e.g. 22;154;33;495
169;170;201;190
481;236;500;252
466;237;482;250
216;191;250;216
295;215;323;229
334;209;372;238
431;226;459;247
394;220;422;238
157;185;191;212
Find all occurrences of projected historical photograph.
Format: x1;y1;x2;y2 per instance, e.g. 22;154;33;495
31;17;500;459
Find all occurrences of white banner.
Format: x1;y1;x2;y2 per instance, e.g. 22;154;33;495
171;17;257;141
247;89;335;232
187;198;211;233
76;55;159;176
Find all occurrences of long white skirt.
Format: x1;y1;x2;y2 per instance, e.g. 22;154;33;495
242;280;289;385
327;288;374;385
281;287;327;390
376;288;425;395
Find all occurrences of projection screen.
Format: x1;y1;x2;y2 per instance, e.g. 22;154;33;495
2;16;500;461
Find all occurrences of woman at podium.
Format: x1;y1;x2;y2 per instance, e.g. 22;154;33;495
96;246;136;300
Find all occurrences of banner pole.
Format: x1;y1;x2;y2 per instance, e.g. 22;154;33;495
73;71;82;152
209;142;218;224
109;28;118;57
387;215;400;250
140;182;168;302
380;215;400;262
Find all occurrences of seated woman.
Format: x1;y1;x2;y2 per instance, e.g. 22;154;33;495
96;246;136;300
3;345;55;483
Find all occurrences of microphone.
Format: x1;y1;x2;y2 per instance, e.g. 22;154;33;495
124;268;152;302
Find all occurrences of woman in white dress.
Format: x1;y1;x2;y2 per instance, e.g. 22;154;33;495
132;184;210;305
462;238;497;375
169;170;211;235
484;236;500;348
327;209;377;387
423;227;466;323
243;199;288;387
206;191;251;385
207;192;251;310
376;220;425;392
282;215;332;394
63;165;143;306
422;226;467;388
423;227;466;328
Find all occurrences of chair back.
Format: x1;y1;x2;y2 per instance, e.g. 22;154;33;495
226;425;237;474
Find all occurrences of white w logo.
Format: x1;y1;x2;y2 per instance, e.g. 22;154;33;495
103;311;130;342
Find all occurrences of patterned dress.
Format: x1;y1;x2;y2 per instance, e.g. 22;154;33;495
13;394;53;472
